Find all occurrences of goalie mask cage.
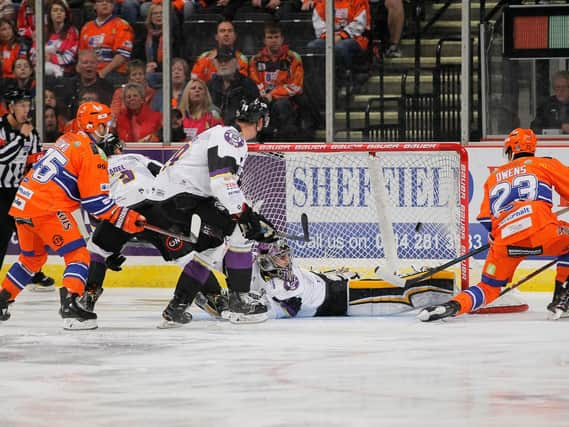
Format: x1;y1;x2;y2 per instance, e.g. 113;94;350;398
242;143;471;290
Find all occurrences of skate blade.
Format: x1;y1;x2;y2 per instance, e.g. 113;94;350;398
157;319;187;329
63;318;98;330
227;312;269;324
28;284;56;293
417;306;446;322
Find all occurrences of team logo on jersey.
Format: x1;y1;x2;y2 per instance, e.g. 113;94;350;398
57;211;72;230
283;276;299;291
52;235;64;247
485;263;496;275
224;129;244;148
165;236;183;251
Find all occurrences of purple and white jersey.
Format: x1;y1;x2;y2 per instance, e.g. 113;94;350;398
251;262;327;318
108;153;162;207
148;125;248;215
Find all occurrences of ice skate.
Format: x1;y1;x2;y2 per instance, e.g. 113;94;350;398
28;271;55;292
549;292;569;320
417;300;460;322
227;291;269;324
59;287;98;330
158;297;192;329
79;287;104;312
194;291;229;319
0;289;13;321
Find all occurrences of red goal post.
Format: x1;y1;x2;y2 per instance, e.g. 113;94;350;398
243;142;471;290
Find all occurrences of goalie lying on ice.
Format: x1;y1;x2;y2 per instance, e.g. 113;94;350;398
250;240;455;318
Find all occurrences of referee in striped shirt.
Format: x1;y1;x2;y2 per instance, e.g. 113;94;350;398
0;88;55;291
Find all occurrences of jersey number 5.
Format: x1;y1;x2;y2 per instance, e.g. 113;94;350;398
32;150;68;183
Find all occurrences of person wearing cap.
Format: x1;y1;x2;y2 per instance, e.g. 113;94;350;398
207;46;259;125
191;19;249;83
0;89;55;291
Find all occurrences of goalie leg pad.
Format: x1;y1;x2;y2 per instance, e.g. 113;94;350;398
314;275;348;316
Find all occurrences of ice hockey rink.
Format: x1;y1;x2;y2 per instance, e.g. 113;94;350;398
1;288;569;427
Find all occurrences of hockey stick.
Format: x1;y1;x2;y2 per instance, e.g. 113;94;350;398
380;206;569;287
142;214;201;244
274;213;310;242
497;258;558;300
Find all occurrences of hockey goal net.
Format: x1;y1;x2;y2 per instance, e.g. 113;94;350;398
241;143;470;290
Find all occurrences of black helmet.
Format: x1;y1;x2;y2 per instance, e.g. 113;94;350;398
235;97;270;128
3;88;32;104
97;133;124;156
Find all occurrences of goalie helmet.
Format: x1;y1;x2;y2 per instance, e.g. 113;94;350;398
503;128;537;160
76;101;113;137
234;97;270;128
256;240;294;282
97;133;124;156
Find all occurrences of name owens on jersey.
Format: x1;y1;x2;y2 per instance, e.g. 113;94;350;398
0;115;42;188
10;131;116;219
477;156;569;243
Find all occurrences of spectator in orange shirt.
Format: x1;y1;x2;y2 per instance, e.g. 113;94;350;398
116;82;162;142
79;0;135;86
0;18;31;80
307;0;369;81
179;78;223;141
249;22;303;141
110;59;157;118
191;19;249;83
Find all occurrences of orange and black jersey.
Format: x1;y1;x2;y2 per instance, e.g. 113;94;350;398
249;45;303;99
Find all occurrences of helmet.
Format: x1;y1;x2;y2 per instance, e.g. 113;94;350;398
234;97;270;128
76;102;113;136
3;88;32;104
503;128;537;160
97;133;124;156
256;240;294;281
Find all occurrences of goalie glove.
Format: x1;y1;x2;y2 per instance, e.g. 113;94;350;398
235;204;278;243
272;296;302;317
321;268;360;282
106;206;146;234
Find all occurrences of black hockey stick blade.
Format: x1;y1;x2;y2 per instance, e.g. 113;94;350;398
275;213;311;242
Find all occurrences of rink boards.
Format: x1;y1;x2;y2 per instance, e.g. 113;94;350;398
5;143;569;292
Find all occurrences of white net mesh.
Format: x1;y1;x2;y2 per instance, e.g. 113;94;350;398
241;146;464;279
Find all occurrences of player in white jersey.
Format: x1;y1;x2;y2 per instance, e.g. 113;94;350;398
147;98;278;327
251;240;456;319
81;134;200;313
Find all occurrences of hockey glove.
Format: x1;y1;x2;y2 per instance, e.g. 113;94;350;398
236;204;278;243
108;206;146;234
105;252;126;272
272;296;302;317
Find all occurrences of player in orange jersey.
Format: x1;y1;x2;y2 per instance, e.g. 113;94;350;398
0;102;146;330
419;128;569;321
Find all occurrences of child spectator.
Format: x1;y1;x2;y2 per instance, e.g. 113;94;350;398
110;59;157;118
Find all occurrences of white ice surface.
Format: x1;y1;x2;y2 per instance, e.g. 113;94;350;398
1;289;569;427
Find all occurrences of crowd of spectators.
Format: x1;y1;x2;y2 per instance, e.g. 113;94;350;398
0;0;407;143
